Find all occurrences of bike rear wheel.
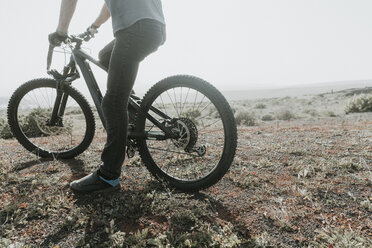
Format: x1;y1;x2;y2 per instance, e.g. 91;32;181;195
7;78;95;159
136;75;237;191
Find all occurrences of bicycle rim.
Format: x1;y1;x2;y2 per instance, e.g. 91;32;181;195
12;82;91;156
140;80;234;184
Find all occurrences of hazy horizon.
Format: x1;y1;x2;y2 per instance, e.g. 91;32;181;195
1;80;371;104
1;0;372;97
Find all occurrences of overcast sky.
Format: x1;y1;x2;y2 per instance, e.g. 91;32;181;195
1;0;372;97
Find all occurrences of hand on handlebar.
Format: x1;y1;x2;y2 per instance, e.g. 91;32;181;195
47;27;97;71
48;31;68;47
87;24;99;35
75;25;99;42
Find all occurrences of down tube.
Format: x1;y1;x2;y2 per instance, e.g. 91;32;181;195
73;55;106;128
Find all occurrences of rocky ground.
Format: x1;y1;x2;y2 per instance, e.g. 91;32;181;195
0;89;371;247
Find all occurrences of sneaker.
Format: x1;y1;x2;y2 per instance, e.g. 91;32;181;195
70;170;120;194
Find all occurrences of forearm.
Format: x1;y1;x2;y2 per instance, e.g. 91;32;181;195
93;3;111;27
56;0;78;34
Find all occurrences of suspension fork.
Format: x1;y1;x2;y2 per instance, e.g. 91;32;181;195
49;81;68;126
48;55;79;126
58;93;69;118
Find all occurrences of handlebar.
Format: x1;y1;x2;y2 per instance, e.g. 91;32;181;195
46;31;95;71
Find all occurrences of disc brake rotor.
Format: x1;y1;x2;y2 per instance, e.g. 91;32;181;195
171;118;198;152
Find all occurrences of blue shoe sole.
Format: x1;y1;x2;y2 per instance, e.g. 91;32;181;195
71;183;121;194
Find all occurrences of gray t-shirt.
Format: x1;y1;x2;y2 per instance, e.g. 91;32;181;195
104;0;165;34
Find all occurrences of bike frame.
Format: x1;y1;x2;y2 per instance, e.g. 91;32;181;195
49;39;177;141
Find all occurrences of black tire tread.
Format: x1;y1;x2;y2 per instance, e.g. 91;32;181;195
136;75;237;191
7;78;95;159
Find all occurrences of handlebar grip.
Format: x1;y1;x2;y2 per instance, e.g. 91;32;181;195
47;44;54;71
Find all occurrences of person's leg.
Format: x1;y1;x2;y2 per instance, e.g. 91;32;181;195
98;39;115;69
99;19;166;179
70;20;165;193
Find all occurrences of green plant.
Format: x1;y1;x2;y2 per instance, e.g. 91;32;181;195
0;118;13;139
0;108;63;139
20;108;49;138
182;108;201;123
255;103;266;109
261;114;274;121
169;209;197;232
253;232;273;247
312;227;372;247
66;108;83;115
360;198;372;211
337;158;363;173
230;106;237;114
235;110;256;126
276;110;296;121
345;94;372;114
303;109;319;117
326;111;337;117
0;238;25;248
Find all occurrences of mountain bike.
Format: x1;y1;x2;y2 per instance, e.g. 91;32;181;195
7;31;237;191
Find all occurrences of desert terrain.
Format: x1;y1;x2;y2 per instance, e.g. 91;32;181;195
0;87;371;247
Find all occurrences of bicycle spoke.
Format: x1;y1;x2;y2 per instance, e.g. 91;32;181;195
173;88;180;116
147;146;200;157
180;87;190;114
17;86;88;154
131;74;238;191
166;90;179;117
194;95;206;113
39;88;49;108
191;91;199;113
138;77;238;186
196;102;212;116
159;94;168;116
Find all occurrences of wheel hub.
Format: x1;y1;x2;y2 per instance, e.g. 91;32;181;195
171;118;198;151
33;114;71;136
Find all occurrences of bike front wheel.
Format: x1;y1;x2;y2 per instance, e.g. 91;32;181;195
136;75;237;191
7;78;95;159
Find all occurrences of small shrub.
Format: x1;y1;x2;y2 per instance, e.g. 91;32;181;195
276;110;296;121
338;159;363;173
21;108;47;138
0;108;51;139
290;150;307;156
261;114;274;121
303;109;319;117
230;106;237;114
326;111;337;117
0;118;13;139
66;108;83;115
345;94;372;114
253;232;274;247
312;227;372;247
0;238;24;248
255;103;266;109
360;198;372;211
169;209;197;232
182;108;201;123
235;111;256;126
207;107;221;119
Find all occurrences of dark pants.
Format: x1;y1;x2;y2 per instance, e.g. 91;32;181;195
98;19;166;179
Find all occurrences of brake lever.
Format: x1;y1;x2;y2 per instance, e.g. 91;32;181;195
46;44;54;71
47;31;94;72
